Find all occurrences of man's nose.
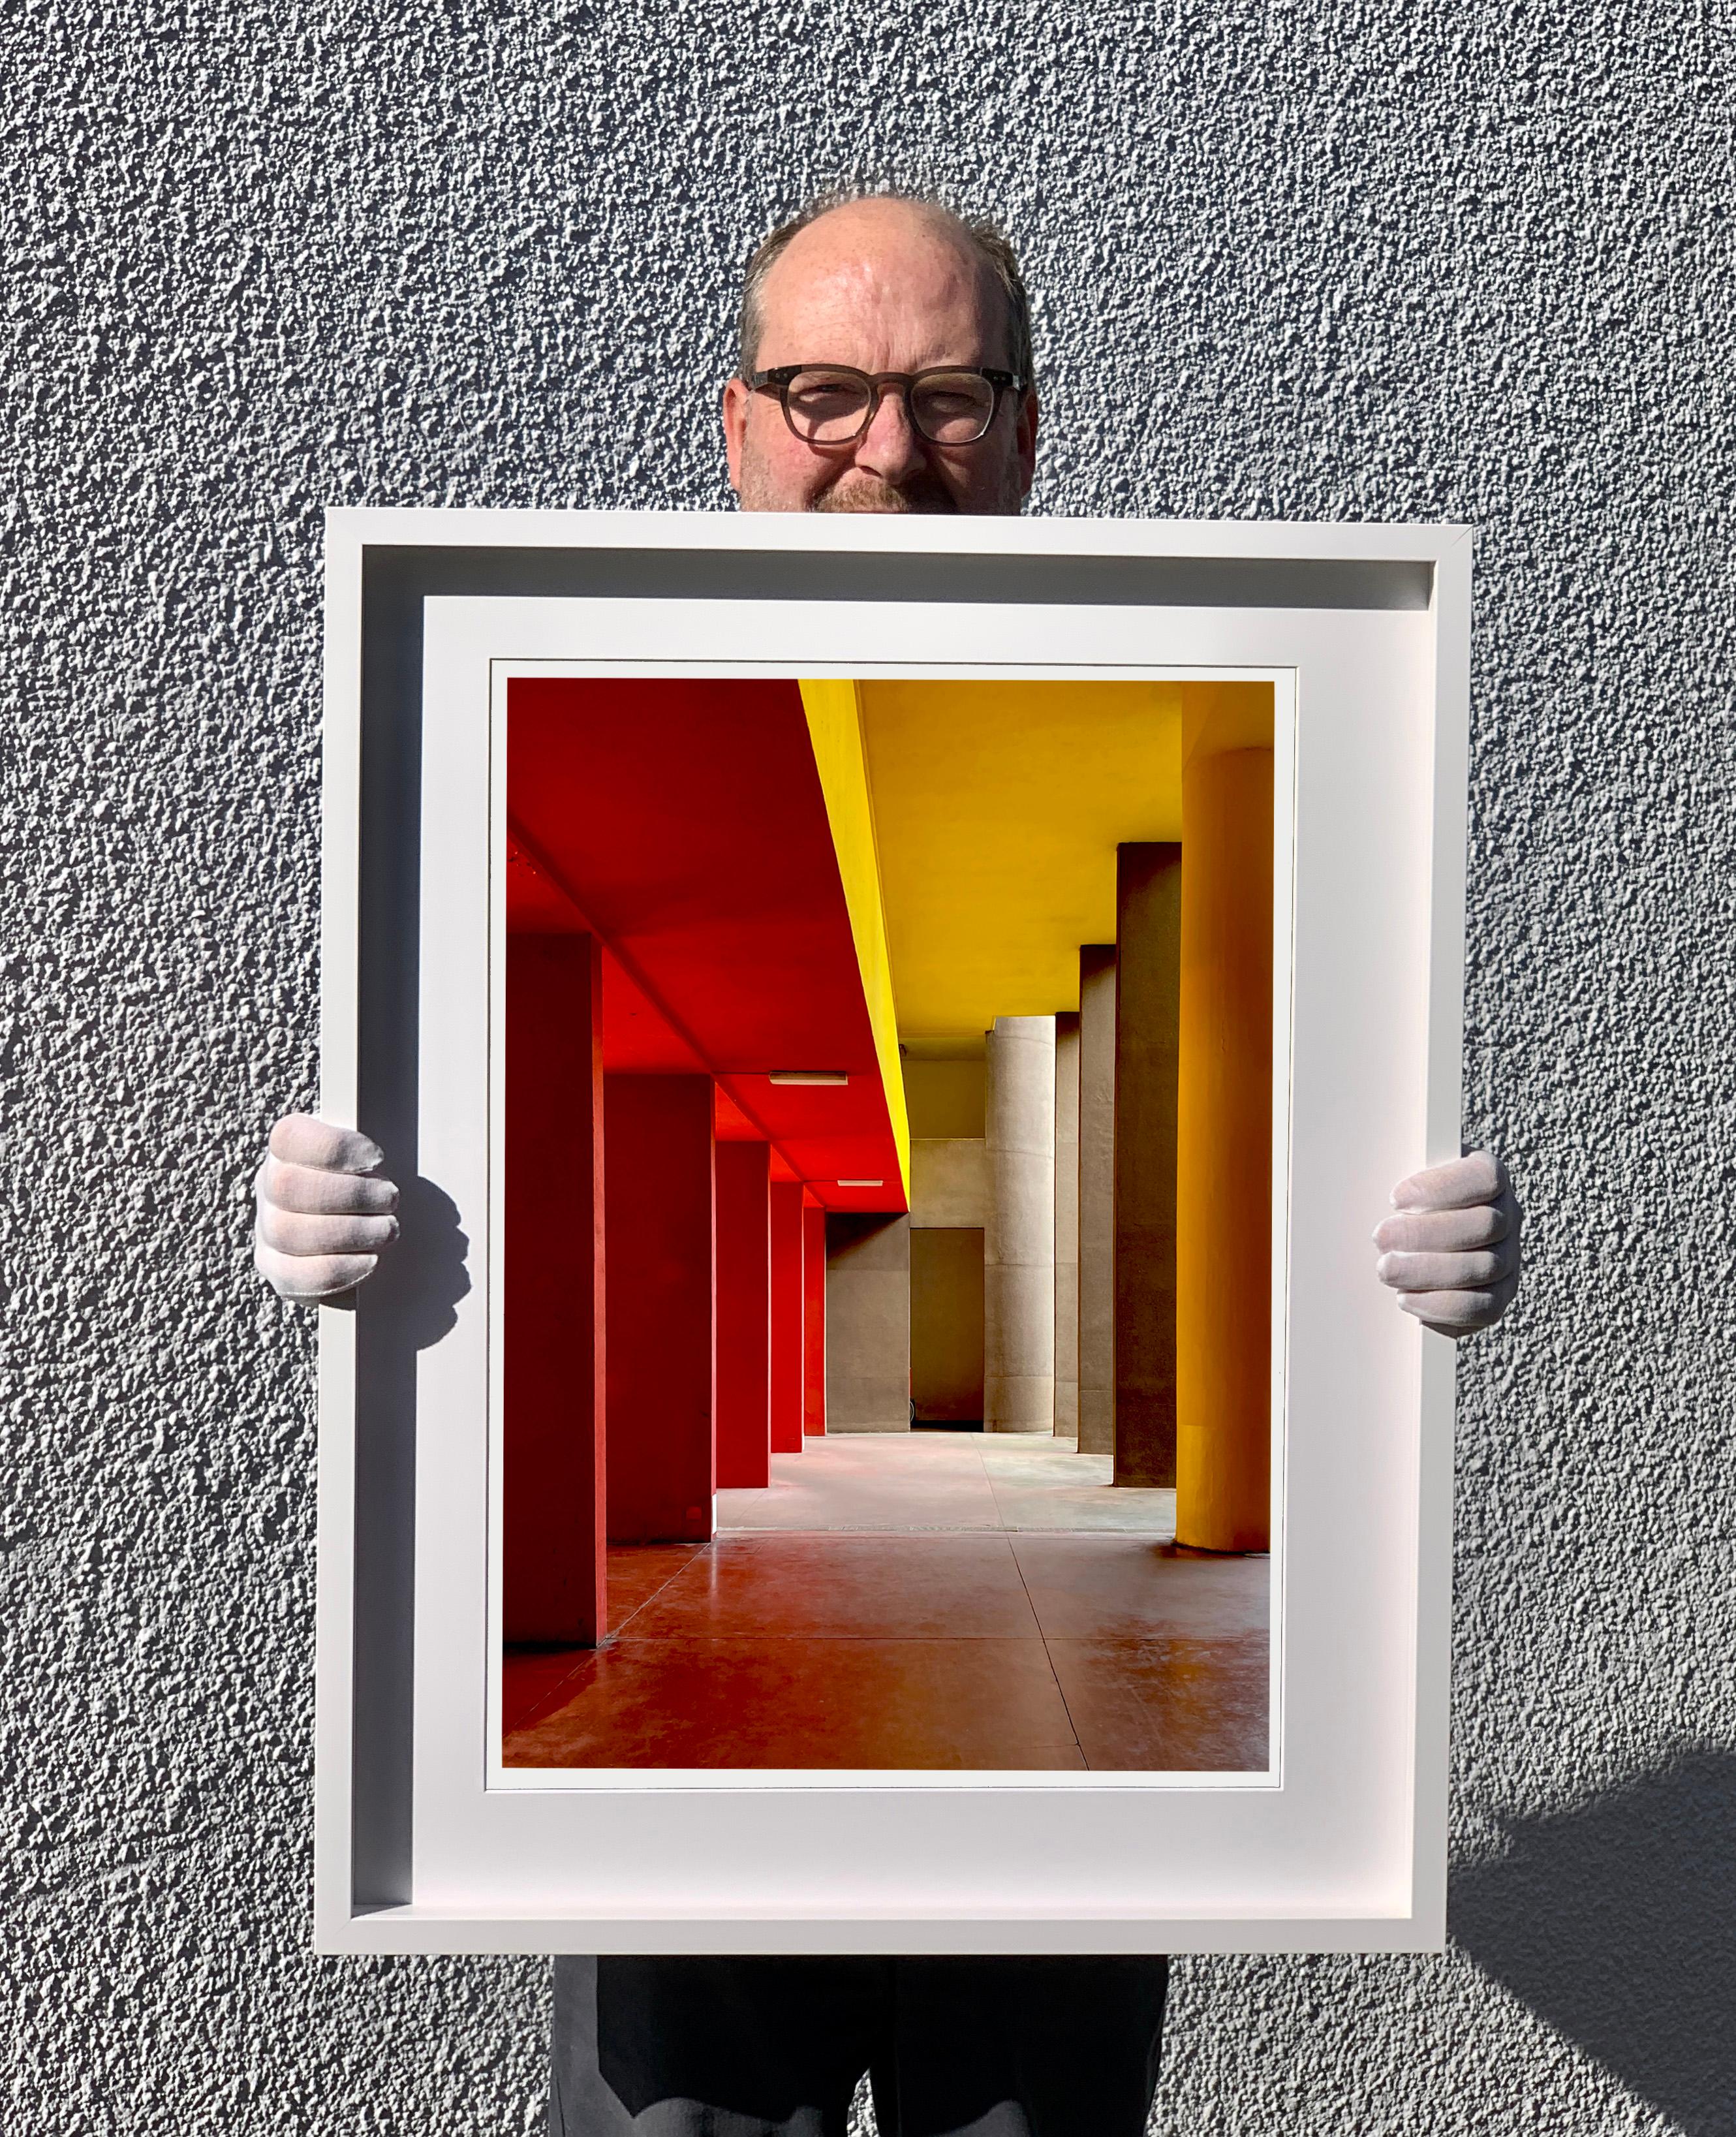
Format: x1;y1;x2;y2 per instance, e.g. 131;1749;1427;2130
854;382;928;482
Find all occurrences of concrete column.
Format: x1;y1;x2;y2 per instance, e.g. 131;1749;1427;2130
824;1212;910;1430
1177;747;1274;1552
1076;946;1117;1457
603;1074;715;1541
715;1140;771;1490
1053;1010;1080;1439
1113;843;1183;1487
769;1180;806;1455
802;1203;827;1434
504;932;606;1644
984;1014;1055;1433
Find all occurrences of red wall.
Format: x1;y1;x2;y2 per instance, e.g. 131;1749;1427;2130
604;1074;715;1541
715;1140;772;1488
769;1181;805;1455
803;1204;828;1436
504;933;606;1643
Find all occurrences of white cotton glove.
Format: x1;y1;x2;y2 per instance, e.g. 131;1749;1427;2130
253;1113;399;1302
1373;1149;1521;1337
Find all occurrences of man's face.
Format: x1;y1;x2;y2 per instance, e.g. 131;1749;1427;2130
722;200;1038;516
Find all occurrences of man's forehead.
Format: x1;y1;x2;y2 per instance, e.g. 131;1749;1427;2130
756;200;1008;362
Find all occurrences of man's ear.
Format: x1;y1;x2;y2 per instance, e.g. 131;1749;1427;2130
721;376;749;495
1014;389;1039;503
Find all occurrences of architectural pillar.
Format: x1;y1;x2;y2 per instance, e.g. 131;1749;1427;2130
1113;845;1182;1487
984;1014;1055;1433
1053;1010;1080;1439
769;1180;806;1455
824;1212;910;1431
802;1202;827;1434
715;1139;771;1490
504;932;606;1644
603;1074;715;1541
1177;747;1275;1551
1076;946;1117;1457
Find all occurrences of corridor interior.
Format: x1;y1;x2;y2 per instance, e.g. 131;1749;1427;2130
501;674;1275;1776
503;1435;1268;1771
496;1436;1265;1769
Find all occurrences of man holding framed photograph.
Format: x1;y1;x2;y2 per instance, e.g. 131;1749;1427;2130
256;191;1520;2137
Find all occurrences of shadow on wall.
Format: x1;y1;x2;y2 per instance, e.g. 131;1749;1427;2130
345;1174;471;1907
360;1173;471;1349
1452;1750;1736;2137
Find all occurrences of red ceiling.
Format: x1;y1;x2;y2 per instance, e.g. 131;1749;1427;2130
506;676;905;1213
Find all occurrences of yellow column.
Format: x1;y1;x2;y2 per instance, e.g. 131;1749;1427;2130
1175;741;1274;1552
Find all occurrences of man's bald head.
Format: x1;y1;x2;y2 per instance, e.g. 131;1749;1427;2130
739;193;1033;386
722;190;1038;516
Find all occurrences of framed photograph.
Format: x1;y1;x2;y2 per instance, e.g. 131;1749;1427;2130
314;509;1468;1954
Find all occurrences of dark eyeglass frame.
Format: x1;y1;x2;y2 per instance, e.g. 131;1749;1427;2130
747;363;1027;446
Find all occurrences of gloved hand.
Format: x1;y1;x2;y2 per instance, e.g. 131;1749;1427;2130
1374;1149;1520;1336
254;1114;399;1302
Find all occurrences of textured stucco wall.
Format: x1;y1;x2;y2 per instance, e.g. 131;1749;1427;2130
5;2;1731;2130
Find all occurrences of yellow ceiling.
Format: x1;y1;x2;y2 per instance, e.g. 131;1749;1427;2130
857;679;1271;1048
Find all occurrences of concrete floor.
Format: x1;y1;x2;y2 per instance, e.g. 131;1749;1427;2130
717;1428;1179;1536
503;1431;1268;1772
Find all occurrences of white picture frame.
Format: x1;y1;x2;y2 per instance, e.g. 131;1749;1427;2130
314;508;1468;1956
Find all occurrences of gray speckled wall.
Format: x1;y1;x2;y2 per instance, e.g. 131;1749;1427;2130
6;2;1731;2130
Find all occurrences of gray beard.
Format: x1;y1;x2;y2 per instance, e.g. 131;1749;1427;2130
809;473;959;515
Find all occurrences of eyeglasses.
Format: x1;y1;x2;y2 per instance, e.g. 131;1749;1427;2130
748;364;1025;446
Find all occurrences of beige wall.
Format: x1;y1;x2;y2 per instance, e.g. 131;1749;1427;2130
909;1137;989;1228
902;1055;987;1138
910;1227;985;1423
823;1212;911;1431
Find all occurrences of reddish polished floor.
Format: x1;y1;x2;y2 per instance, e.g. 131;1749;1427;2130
503;1530;1268;1771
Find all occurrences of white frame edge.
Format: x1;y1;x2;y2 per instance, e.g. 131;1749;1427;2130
1410;527;1473;1946
312;510;1469;1956
315;513;364;1947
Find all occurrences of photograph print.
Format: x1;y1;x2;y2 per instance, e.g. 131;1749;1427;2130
497;673;1280;1778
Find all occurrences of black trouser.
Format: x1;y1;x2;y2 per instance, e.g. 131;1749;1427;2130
550;1954;1169;2137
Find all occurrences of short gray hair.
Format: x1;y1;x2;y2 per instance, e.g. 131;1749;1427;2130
737;188;1034;384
